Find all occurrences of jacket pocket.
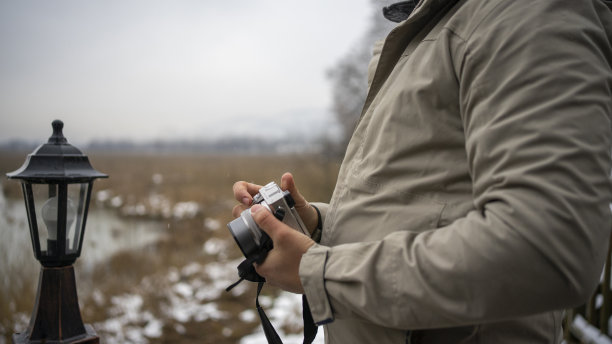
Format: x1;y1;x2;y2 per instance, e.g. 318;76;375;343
347;170;446;236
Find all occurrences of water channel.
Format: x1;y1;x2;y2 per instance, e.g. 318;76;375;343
0;182;166;335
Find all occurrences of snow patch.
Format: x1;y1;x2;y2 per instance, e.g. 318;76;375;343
204;217;221;231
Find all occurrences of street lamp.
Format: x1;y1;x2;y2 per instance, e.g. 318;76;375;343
6;120;107;344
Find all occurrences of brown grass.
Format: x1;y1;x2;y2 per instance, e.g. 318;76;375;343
0;150;340;343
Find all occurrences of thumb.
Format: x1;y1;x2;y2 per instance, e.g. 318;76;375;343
280;172;307;207
251;204;282;240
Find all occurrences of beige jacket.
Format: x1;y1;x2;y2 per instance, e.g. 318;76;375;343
299;0;612;343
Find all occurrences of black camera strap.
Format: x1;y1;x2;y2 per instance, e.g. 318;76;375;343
302;293;318;344
227;260;318;344
256;281;283;344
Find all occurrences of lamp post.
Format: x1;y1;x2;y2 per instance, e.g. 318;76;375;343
6;120;107;344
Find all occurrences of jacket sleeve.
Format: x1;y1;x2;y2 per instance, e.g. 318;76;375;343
300;0;612;328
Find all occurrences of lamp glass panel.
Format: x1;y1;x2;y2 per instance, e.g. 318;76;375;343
66;183;88;254
31;183;59;255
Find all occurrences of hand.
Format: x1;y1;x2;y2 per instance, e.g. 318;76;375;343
250;204;315;293
232;172;320;235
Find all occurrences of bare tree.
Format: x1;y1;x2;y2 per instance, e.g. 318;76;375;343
327;0;397;155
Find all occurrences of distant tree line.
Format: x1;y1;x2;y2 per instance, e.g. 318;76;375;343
0;136;327;155
84;137;326;155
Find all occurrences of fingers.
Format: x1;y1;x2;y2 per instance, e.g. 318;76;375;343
232;181;261;219
233;175;316;235
250;204;281;240
250;204;299;246
250;204;312;251
280;172;308;208
254;258;282;290
280;172;295;193
232;203;248;218
250;203;314;294
280;172;319;234
232;181;262;206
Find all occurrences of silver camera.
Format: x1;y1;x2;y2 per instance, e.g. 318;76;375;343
227;181;309;263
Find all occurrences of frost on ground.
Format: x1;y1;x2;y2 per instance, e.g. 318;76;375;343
88;256;325;344
95;294;162;343
96;190;201;220
88;257;325;343
93;259;243;343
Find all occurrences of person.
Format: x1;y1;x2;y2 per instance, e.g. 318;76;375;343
232;0;612;342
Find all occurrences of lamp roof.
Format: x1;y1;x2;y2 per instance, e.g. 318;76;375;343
6;120;108;183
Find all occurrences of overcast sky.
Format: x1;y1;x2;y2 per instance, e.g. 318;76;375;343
0;0;375;145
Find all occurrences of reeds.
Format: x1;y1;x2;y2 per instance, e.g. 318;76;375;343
0;150;340;343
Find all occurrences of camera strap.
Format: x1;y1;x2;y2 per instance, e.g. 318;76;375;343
226;259;318;344
256;281;283;344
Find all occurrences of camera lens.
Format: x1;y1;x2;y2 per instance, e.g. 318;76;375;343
227;209;261;260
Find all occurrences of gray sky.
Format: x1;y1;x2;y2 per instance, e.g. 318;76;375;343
0;0;373;144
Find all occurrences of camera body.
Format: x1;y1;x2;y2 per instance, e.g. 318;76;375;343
227;181;309;263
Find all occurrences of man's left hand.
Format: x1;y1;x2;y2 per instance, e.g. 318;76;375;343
250;204;316;294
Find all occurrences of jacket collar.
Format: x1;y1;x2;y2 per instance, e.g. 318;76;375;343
361;0;457;118
383;0;421;22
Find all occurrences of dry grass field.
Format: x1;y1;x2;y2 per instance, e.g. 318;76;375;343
1;150;340;210
0;150;340;343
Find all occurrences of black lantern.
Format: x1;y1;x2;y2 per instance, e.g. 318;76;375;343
7;120;107;344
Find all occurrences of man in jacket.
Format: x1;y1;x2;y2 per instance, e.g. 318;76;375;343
232;0;612;342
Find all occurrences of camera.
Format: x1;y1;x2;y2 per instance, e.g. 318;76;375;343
227;181;309;264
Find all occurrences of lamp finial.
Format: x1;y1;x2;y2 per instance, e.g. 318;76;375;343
49;120;67;144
